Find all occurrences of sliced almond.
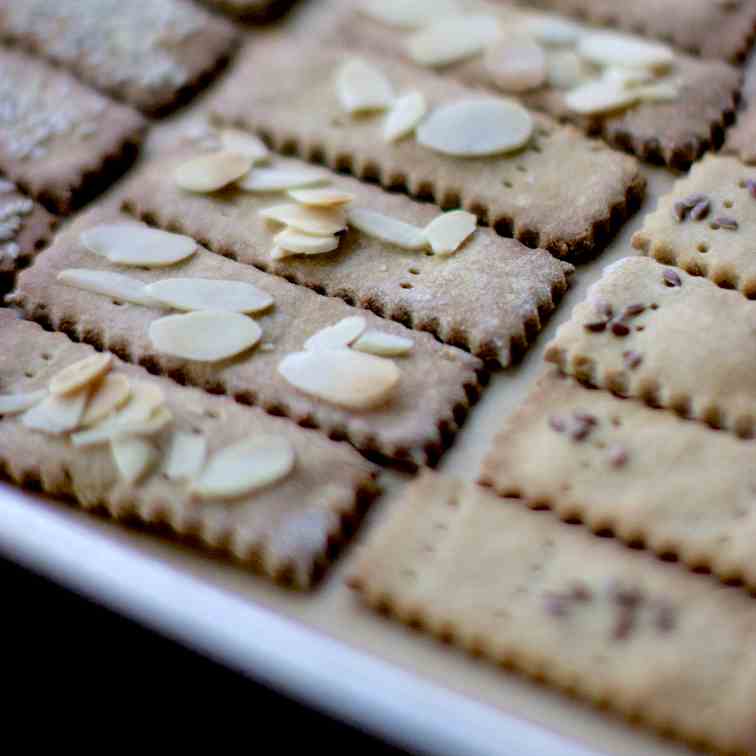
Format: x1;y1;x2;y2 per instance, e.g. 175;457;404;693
218;128;270;164
484;35;547;93
174;151;253;193
149;310;262;362
407;14;501;67
21;390;89;434
278;348;399;410
578;31;675;71
336;58;394;114
603;66;654;89
565;79;638;114
71;404;171;447
163;431;208;480
546;50;592;89
238;167;328;193
423;210;477;255
523;15;583;46
417;98;533;157
383;91;427;143
143;278;273;314
260;203;347;236
634;81;680;103
49;353;112;397
80;224;197;268
347;208;427;250
0;390;47;415
359;0;462;28
57;269;157;307
287;188;355;207
352;330;413;357
190;435;295;500
304;316;366;351
81;373;131;426
274;229;340;256
111;436;157;484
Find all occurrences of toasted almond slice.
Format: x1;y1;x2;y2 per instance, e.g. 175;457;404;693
218;128;270;164
278;348;399;409
347;208;427;250
383;91;427;142
80;224;197;268
149;310;262;362
81;373;131;426
49;353;112;397
407;14;501;67
274;229;340;256
417;98;533;157
484;34;546;94
603;66;654;89
423;210;477;255
352;330;413;356
111;436;157;484
0;390;47;415
21;390;89;434
287;188;355;207
143;278;273;314
238;167;328;193
524;15;583;46
578;31;675;71
336;58;395;114
360;0;462;28
190;435;295;500
546;50;592;89
57;269;157;306
163;431;208;480
175;151;253;193
71;405;171;447
260;203;347;235
565;79;638;114
634;81;680;102
304;316;366;351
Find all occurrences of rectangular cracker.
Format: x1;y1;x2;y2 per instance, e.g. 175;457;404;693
526;0;756;62
724;52;756;164
208;38;645;260
480;368;756;585
350;472;756;754
10;208;483;467
119;146;573;366
0;48;145;214
632;155;756;296
332;2;740;169
544;256;756;436
0;310;377;588
0;0;239;114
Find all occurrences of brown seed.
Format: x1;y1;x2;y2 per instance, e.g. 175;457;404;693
548;415;566;433
682;193;708;209
655;602;677;633
544;593;569;618
571;582;592;602
622;303;646;319
745;178;756;199
613;607;636;641
623;350;643;370
573;411;597;426
608;444;629;468
714;215;738;231
610;581;643;608
584;320;608;333
689;200;710;221
663;269;682;287
611;320;630;337
673;201;687;222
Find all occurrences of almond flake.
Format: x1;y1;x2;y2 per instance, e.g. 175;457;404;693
407;14;501;67
71;404;172;448
57;269;157;307
260;203;347;236
114;406;173;439
336;58;395;114
565;79;638;114
634;81;680;103
274;229;340;256
49;353;112;396
111;436;157;484
190;435;295;500
347;208;427;250
81;373;131;426
423;210;477;255
80;224;197;268
218;128;270;164
383;91;427;142
524;15;583;46
278;348;400;409
304;316;366;351
149;310;262;362
174;151;253;193
603;66;654;89
359;0;462;28
352;330;413;356
143;278;273;314
0;390;47;415
238;167;328;193
21;390;89;434
163;431;207;480
484;35;547;93
546;50;591;89
578;32;675;71
417;98;533;157
287;188;355;207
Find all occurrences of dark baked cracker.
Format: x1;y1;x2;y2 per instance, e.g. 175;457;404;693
0;310;377;588
0;0;239;114
208;39;645;260
119;147;573;366
350;471;756;754
10;208;483;468
0;48;145;214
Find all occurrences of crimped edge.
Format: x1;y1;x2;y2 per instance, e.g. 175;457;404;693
200;0;296;22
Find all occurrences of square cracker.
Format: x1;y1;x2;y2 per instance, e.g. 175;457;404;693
208;39;645;260
349;471;756;754
0;0;239;114
0;310;377;588
632;155;756;296
120;146;574;367
480;368;756;585
10;208;483;468
544;256;756;437
0;48;145;214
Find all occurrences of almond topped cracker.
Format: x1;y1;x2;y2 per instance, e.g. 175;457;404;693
349;472;756;754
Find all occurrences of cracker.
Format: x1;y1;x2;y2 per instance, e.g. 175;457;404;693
10;209;483;467
0;48;145;214
208;39;645;260
349;471;756;754
0;310;376;588
0;0;239;114
480;368;756;585
544;256;756;436
724;51;756;164
526;0;756;62
632;155;756;296
120;148;573;366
